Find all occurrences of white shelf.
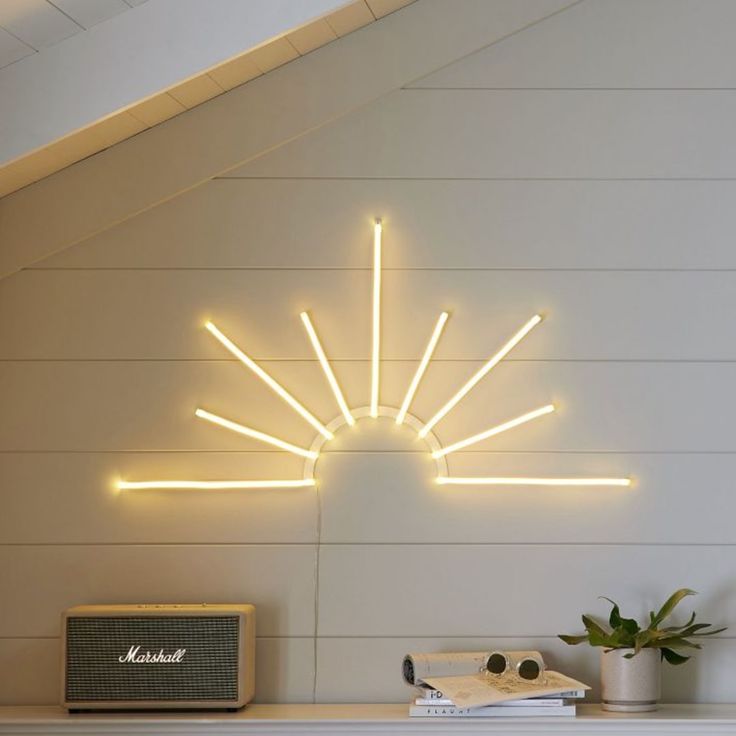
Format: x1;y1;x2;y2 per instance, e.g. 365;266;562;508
1;705;736;735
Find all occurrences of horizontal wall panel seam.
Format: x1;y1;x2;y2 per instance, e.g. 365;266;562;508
206;175;736;180
0;543;329;548
0;636;314;641
5;359;736;364
397;89;736;94
0;447;736;456
4;543;736;548
23;267;736;272
405;87;736;91
3;635;735;640
319;634;736;640
4;450;736;455
217;176;736;181
2;450;736;454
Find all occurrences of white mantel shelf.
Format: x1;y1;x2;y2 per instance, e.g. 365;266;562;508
1;705;736;735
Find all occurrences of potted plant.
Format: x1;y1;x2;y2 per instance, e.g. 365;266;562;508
559;589;726;712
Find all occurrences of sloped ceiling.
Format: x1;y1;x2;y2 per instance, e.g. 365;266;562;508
0;0;148;68
0;0;578;280
0;0;413;197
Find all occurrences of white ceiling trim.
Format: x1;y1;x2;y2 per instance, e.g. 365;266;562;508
0;0;350;166
0;1;409;199
0;0;578;280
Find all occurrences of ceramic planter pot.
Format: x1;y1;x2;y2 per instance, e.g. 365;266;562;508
601;648;661;712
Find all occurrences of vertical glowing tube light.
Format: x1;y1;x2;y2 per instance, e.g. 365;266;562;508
205;321;333;440
396;312;449;425
418;314;542;439
370;219;382;418
300;312;354;426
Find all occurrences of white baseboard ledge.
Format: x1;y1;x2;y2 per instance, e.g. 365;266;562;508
1;704;736;735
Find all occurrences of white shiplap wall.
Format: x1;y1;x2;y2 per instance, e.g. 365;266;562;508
2;0;736;707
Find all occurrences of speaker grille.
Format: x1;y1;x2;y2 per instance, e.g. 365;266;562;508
65;616;239;702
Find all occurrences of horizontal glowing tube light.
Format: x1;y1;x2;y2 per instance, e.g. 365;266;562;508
370;219;382;418
432;404;555;458
195;408;318;459
437;477;631;487
205;321;333;440
118;479;315;490
300;312;354;426
397;311;449;425
419;314;542;439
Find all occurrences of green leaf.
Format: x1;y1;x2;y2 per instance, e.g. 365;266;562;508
582;614;610;638
621;617;640;636
651;589;697;627
679;623;710;635
589;630;615;648
609;627;636;648
634;629;656;655
599;597;639;641
600;597;622;628
648;637;702;650
689;626;728;638
673;623;726;638
642;628;674;642
663;611;696;632
661;648;691;665
558;634;589;646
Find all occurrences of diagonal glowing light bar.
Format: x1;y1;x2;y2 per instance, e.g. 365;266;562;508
205;321;333;440
118;479;315;490
370;219;382;418
436;477;631;487
195;408;318;459
396;312;449;425
300;312;354;426
418;314;543;439
432;404;555;458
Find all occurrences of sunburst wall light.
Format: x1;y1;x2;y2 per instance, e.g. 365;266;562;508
117;220;631;491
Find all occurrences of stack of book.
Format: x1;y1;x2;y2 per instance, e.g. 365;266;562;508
402;650;590;719
410;684;586;718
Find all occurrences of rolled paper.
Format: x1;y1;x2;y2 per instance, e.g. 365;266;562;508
402;652;492;686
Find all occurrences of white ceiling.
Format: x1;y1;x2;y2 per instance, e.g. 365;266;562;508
0;0;413;198
0;0;147;69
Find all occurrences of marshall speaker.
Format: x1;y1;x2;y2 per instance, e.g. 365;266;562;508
61;604;255;711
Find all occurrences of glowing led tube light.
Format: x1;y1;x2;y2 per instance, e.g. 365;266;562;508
118;479;315;490
418;314;542;438
205;321;333;440
370;219;382;418
396;311;449;425
432;404;554;458
436;477;631;487
300;312;354;426
195;408;318;459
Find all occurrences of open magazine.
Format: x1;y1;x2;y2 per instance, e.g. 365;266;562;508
422;670;590;709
